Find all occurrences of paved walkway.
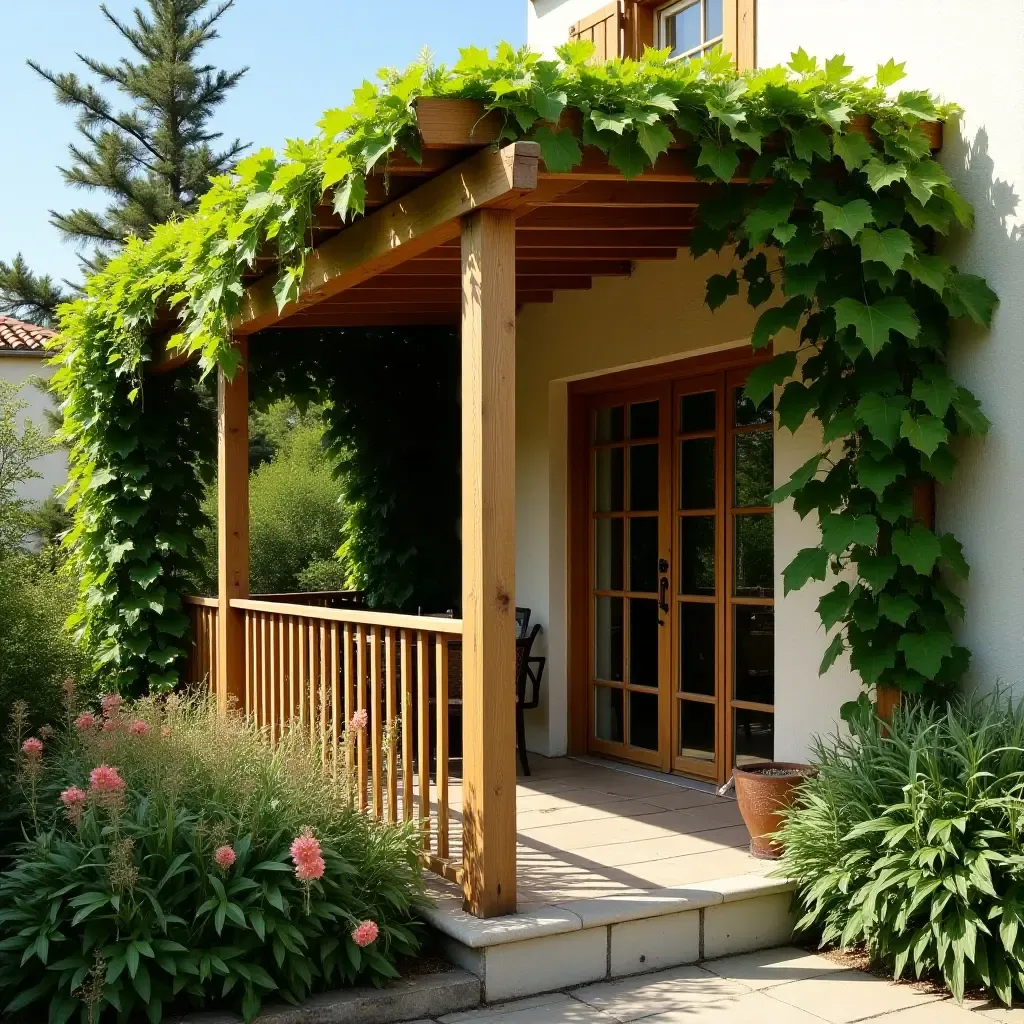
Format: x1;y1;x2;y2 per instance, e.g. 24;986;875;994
407;947;1022;1023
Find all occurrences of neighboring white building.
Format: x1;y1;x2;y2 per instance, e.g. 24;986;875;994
516;0;1022;774
0;316;67;506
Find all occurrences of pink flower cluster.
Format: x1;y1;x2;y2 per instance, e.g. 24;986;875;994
128;720;151;737
60;786;87;825
214;845;236;871
290;828;326;882
352;920;379;948
74;712;98;732
100;693;124;718
21;737;43;759
89;764;125;794
350;709;369;731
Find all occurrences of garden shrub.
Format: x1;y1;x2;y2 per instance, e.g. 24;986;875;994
780;692;1024;1005
0;555;88;734
0;692;425;1022
197;413;350;595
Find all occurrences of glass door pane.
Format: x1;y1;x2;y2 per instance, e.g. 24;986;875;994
588;391;668;768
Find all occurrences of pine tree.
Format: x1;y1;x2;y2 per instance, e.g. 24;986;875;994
0;0;247;326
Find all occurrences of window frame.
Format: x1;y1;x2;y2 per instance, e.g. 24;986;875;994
656;0;725;62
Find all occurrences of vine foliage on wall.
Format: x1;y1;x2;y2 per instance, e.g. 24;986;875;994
51;41;996;696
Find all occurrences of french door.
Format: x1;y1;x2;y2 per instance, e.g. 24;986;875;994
586;367;775;784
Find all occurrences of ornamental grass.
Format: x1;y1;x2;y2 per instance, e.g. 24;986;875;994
0;692;426;1023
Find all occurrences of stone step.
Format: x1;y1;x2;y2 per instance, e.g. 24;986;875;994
426;874;796;1003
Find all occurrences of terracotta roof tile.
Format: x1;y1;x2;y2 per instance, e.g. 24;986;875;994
0;316;56;353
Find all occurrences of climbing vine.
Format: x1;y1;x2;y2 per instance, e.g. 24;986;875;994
51;41;996;697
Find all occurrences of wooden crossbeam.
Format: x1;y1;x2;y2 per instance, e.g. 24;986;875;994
278;311;459;328
514;229;690;248
233;141;541;336
378;259;632;277
517;206;695;230
528;180;713;207
350;275;594;291
315;288;559;305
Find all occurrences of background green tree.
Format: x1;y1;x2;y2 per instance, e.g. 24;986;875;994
0;0;247;325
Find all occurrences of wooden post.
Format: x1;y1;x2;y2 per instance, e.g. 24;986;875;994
460;208;518;918
216;338;249;714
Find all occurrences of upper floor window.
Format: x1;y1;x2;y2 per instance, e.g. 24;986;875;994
657;0;724;61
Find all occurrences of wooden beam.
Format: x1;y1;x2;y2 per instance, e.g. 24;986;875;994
517;206;694;230
350;275;595;292
234;141;541;336
460;208;518;918
514;229;690;248
276;311;459;328
415;97;506;149
216;338;249;715
527;180;711;207
414;247;675;262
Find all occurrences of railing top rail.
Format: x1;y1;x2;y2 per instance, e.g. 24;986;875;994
229;597;464;635
183;595;220;608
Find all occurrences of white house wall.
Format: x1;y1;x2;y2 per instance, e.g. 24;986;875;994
528;0;610;58
757;0;1024;702
0;355;67;507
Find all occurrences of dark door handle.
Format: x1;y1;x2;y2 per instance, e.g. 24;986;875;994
659;576;669;615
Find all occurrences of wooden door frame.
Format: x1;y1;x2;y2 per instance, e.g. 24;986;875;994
566;345;771;765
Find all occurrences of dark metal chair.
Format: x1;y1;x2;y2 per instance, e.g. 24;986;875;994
516;624;543;776
515;607;531;638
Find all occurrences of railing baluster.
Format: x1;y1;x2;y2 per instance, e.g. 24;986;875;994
343;623;353;779
260;613;269;734
401;629;413;823
307;619;318;746
386;628;398;823
298;617;307;729
371;625;383;819
277;614;287;739
289;617;298;728
356;624;368;812
417;630;430;851
270;615;279;742
436;635;450;859
319;620;328;763
330;621;340;781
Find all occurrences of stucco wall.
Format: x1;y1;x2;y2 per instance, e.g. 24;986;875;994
0;355;66;507
758;0;1024;712
527;0;605;57
515;251;763;756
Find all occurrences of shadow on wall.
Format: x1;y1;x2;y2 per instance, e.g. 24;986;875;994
938;121;1022;690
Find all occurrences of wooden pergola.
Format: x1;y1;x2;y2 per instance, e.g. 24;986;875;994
170;100;939;918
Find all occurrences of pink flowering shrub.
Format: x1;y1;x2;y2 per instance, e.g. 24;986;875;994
21;737;43;759
214;845;236;870
74;711;98;731
0;695;425;1023
352;920;379;947
100;693;124;718
350;709;369;731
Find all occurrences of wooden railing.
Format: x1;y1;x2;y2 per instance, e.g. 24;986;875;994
184;596;219;695
186;597;465;884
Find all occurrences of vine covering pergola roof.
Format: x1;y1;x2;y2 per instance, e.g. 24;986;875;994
51;41;996;708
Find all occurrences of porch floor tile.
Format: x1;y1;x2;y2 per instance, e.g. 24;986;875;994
428;755;777;912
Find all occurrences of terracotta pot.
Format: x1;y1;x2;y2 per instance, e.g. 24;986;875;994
733;762;815;860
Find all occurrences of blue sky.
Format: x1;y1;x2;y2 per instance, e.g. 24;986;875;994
0;0;524;287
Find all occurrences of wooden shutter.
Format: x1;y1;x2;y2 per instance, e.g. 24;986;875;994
570;2;623;62
623;0;756;70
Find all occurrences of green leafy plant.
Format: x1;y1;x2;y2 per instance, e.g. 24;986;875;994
50;42;994;695
196;411;349;595
780;693;1024;1005
0;695;425;1022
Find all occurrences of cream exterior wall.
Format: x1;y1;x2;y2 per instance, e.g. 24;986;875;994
527;0;610;58
0;355;67;507
757;0;1024;734
522;0;1019;761
515;252;761;756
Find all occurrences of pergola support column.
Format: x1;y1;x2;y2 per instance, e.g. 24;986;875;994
459;208;518;918
216;337;250;713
